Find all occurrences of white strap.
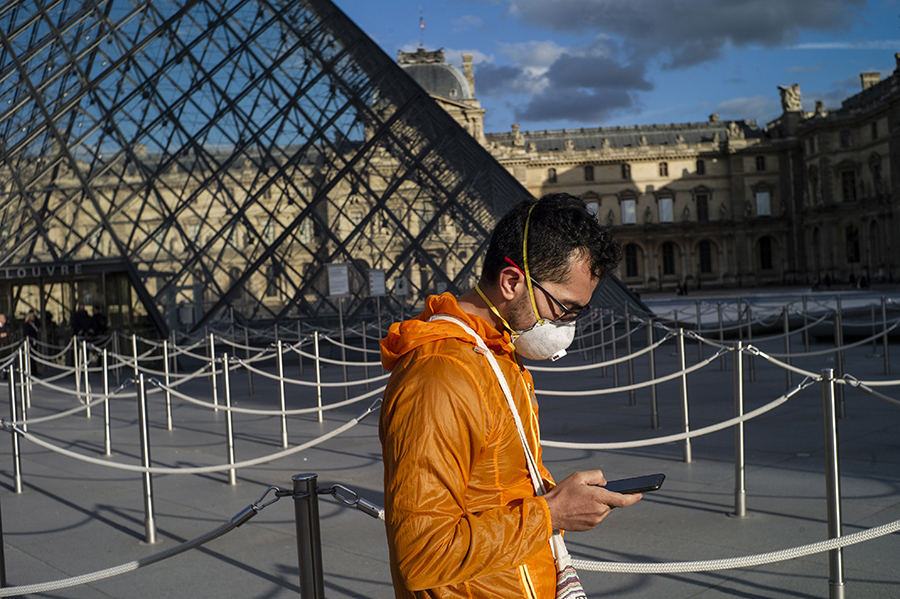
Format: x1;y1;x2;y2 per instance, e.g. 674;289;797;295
428;314;571;565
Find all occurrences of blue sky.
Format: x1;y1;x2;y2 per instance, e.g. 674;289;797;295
334;0;900;134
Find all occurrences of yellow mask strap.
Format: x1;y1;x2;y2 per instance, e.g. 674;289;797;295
475;283;515;334
523;204;544;325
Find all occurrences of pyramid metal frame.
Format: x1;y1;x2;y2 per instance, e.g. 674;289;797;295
0;0;531;334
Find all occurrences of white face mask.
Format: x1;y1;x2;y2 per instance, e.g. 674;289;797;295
511;318;576;362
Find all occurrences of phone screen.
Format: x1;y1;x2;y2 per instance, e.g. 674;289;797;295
601;473;665;494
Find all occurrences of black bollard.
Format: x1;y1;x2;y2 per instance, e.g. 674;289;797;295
293;473;325;599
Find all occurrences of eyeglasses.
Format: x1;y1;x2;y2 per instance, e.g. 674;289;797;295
504;257;592;322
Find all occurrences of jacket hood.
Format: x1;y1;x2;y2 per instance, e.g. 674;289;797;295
380;293;515;371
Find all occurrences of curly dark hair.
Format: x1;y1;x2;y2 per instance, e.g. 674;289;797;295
480;193;621;287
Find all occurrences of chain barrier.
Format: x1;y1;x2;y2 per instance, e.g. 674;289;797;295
574;517;900;574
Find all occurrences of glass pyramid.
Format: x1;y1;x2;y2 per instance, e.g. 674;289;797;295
0;0;529;333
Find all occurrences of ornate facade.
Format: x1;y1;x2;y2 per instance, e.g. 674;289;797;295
410;50;900;292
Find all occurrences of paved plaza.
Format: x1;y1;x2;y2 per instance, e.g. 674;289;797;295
1;294;899;598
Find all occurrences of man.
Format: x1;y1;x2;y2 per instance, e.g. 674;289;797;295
380;193;641;598
73;304;93;337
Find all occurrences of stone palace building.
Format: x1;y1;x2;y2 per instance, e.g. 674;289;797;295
401;47;899;293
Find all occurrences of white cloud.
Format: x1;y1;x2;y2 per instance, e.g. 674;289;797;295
792;40;900;50
451;15;484;32
444;48;494;67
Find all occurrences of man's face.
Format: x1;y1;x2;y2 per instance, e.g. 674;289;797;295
0;314;5;325
506;251;597;331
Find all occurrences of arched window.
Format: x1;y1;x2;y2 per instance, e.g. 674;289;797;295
759;237;773;270
659;162;668;177
547;168;557;183
624;244;639;278
584;165;594;181
661;242;676;275
621;164;631;179
696;159;705;175
698;240;712;273
756;156;766;171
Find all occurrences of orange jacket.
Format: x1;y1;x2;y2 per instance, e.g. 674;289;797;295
380;293;556;598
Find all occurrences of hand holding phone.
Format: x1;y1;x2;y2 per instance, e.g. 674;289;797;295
601;473;665;494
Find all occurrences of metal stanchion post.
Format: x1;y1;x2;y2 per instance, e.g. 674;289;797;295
783;306;792;390
137;374;157;544
696;299;703;361
677;329;692;463
16;350;26;432
210;333;219;411
223;353;236;486
718;302;726;371
244;327;254;397
821;369;845;599
170;330;178;380
648;321;658;429
74;338;81;405
8;364;22;494
82;340;91;419
314;332;323;423
163;340;173;431
882;296;890;375
733;342;745;517
292;473;325;599
131;334;139;378
746;305;755;382
103;349;111;456
23;338;31;410
834;297;845;418
277;340;288;448
625;307;635;405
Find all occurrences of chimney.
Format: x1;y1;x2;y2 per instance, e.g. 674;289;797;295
860;72;880;90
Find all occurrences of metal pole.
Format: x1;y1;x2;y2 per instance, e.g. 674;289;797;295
103;349;111;456
8;364;22;494
338;297;348;401
210;333;219;412
314;332;323;423
223;353;236;486
625;306;635;405
677;329;692;463
733;341;745;517
163;340;173;431
648;320;658;429
834;297;845;418
23;338;32;410
132;334;139;378
718;302;726;371
696;299;703;361
821;368;845;599
783;306;792;390
74;337;81;405
170;330;178;380
746;304;755;382
882;296;890;375
292;473;325;599
278;340;288;448
802;295;810;353
16;350;26;433
82;340;91;419
137;374;157;544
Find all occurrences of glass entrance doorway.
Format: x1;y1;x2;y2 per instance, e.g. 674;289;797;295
0;269;157;346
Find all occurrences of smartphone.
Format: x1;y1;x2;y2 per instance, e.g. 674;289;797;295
601;473;665;494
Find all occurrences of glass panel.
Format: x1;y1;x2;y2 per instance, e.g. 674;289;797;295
756;191;771;216
659;198;673;223
622;199;636;225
